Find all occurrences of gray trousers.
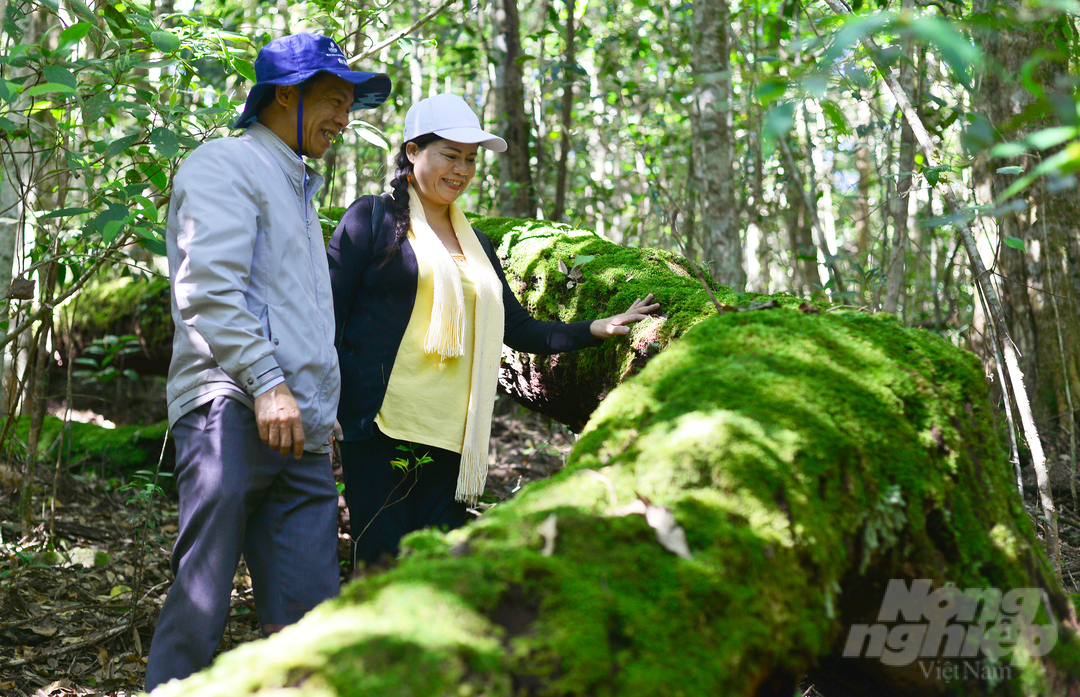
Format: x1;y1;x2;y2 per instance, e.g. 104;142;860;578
145;397;339;691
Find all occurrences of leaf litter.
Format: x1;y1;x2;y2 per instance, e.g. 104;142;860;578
0;395;575;696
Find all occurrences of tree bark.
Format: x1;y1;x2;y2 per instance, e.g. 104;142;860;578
491;0;538;218
881;9;919;316
550;0;575;223
152;244;1080;697
690;0;744;288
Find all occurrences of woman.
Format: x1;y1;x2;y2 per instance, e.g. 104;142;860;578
327;93;658;567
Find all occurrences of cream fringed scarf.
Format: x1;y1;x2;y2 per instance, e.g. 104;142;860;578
407;185;504;504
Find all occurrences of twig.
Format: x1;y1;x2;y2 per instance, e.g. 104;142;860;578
348;0;457;65
669;209;725;316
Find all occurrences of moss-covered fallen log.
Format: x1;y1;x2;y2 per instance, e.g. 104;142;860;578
150;303;1079;697
472;216;792;430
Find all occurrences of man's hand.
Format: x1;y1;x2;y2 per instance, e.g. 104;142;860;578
255;383;305;458
589;293;661;338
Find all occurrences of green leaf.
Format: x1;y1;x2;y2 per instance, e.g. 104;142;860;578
141;163;168;191
102;218;125;243
148;127;180;157
996;166;1024;175
353;125;389;150
803;75;828;100
81;92;112;123
754;77;789;104
57;22;93;53
820;100;851;136
761;102;796;157
105;134;140;159
1003;236;1025;251
571;254;595;268
38;207;92;219
150;29;181;54
24;82;76;97
42;65;77;91
988;142;1026;159
0;79;17;103
234;59;256;83
823;12;893;67
132;195;158;223
1026;126;1078;151
133;226;166;255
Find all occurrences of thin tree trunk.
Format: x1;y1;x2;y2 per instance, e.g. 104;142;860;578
784;142;817;296
691;0;743;287
854;98;872;262
780;138;845;296
491;0;537;218
881;0;919;316
550;0;575;222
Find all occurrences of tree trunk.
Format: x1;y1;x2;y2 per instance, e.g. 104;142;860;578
491;0;538;219
784;143;819;296
882;7;919;316
690;0;743;288
550;0;575;223
974;5;1080;476
152;220;1080;695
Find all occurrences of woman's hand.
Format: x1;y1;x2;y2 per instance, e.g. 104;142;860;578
589;293;660;338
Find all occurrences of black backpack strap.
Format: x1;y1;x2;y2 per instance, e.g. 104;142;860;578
370;193;388;239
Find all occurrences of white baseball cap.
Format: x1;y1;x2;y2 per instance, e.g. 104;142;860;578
404;93;507;152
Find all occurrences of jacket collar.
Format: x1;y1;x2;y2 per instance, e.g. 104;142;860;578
244;122;325;200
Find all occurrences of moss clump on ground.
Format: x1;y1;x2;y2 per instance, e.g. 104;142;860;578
11;415;169;475
154;304;1078;697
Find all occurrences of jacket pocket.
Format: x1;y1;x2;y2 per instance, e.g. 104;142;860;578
258;305;277;346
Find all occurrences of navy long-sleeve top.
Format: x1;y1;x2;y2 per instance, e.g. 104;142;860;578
326;195;602;441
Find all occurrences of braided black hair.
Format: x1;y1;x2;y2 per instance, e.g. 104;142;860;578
384;133;443;261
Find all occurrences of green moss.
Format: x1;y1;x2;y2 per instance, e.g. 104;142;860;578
10;415;168;473
63;275;173;347
154;291;1074;696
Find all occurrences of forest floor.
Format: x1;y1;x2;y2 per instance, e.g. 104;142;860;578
2;400;1079;697
0;398;577;697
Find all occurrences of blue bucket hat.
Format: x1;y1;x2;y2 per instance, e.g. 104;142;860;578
233;33;391;130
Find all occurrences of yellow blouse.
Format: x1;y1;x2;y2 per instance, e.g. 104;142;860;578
375;238;476;454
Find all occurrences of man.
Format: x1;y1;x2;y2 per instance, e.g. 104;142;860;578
145;34;390;691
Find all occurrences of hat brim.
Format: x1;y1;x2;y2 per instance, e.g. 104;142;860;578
431;126;507;152
233;70;392;130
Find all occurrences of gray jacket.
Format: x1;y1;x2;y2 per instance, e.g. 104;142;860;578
165;123;340;452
